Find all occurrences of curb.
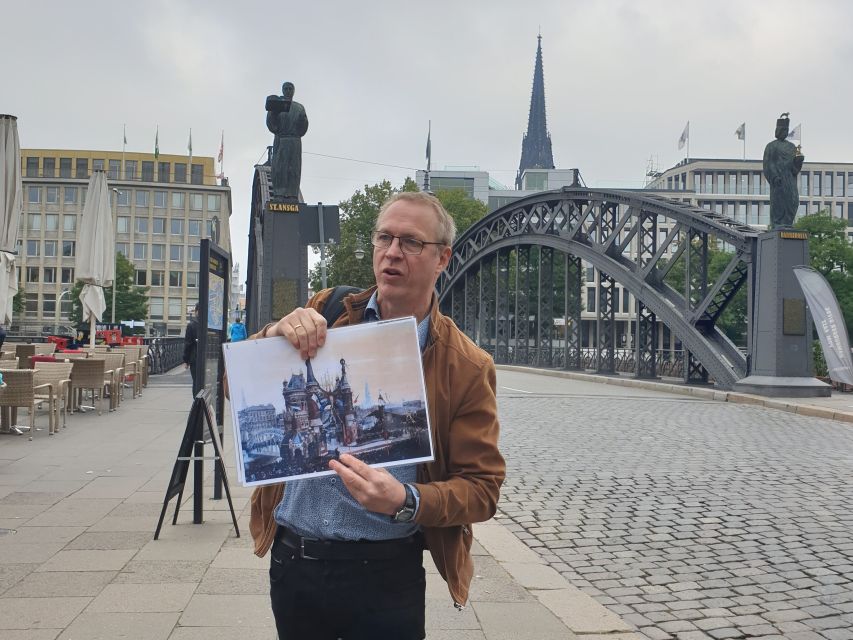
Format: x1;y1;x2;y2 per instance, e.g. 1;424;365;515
496;364;853;424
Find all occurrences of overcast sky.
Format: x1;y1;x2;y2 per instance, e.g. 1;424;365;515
5;0;852;284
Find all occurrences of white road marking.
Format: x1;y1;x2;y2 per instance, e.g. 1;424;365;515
501;386;533;394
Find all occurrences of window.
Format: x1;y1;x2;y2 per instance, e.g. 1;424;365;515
43;293;56;315
207;194;220;211
586;287;596;313
25;293;38;317
623;290;630;313
45;214;59;231
751;173;761;195
158;162;170;183
44;240;57;257
836;203;844;218
187;271;199;288
61;267;74;284
93;159;104;173
171;218;183;235
171;192;185;209
27;214;41;231
189;245;200;262
151;244;165;261
141;161;154;182
63;215;76;232
715;173;724;194
169;270;183;286
170;245;183;262
189;193;203;210
191;164;203;184
836;173;845;197
613;288;620;313
116;190;129;206
60;157;72;178
135;217;148;234
60;292;72;319
149;296;164;319
43;157;55;178
133;242;147;260
800;173;809;196
43;267;56;283
825;173;833;197
136;190;149;208
188;220;201;236
151;270;165;286
116;243;129;258
26;157;39;177
174;163;187;183
116;216;130;233
813;173;821;196
125;160;137;181
62;240;75;257
64;186;77;204
739;173;748;195
28;186;40;203
26;266;39;283
168;298;183;318
154;191;167;208
76;158;89;179
46;187;59;204
135;270;148;286
153;217;166;234
108;159;121;180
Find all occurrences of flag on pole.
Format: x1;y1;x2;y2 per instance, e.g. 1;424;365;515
123;124;127;146
217;131;224;163
154;127;159;159
735;122;746;140
187;128;192;156
425;121;431;173
678;121;689;150
787;123;802;141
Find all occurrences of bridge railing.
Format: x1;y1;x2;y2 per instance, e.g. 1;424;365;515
144;337;185;374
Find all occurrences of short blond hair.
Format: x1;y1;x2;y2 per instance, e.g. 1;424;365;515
376;191;456;246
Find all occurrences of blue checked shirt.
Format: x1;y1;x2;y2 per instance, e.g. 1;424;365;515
274;292;428;540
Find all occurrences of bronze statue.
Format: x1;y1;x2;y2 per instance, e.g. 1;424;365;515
763;112;804;229
266;82;308;201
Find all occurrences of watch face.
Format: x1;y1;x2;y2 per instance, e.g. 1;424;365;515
394;506;415;523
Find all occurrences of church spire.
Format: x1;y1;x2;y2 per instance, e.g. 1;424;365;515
516;34;555;189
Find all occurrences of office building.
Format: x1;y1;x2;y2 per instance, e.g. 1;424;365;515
19;149;232;336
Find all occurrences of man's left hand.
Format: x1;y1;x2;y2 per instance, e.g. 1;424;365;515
329;454;406;516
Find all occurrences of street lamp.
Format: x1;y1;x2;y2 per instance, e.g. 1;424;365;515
312;239;335;289
111;188;120;324
56;288;71;335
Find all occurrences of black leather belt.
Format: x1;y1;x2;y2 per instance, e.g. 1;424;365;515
275;526;422;561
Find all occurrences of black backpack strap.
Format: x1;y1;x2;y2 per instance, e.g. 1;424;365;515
321;286;362;326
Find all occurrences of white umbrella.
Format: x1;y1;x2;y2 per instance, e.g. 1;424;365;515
76;170;115;348
0;115;22;326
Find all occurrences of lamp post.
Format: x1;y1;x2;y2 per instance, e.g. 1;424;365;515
110;188;120;324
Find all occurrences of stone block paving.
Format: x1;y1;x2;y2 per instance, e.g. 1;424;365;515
496;392;853;639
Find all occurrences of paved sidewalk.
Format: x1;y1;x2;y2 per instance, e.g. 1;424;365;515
0;370;634;640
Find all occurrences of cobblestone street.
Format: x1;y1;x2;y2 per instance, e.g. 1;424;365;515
495;369;853;640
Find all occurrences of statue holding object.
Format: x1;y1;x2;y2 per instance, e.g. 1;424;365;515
266;82;308;202
763;112;804;229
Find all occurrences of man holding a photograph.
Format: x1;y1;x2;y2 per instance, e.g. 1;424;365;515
247;191;505;639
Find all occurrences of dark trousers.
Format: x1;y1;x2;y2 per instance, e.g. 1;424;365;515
269;535;426;640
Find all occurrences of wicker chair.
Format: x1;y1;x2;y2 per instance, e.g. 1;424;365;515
68;359;106;415
14;345;36;369
0;350;17;361
33;362;73;434
99;352;125;411
62;351;90;360
0;369;50;439
115;346;143;398
34;343;57;355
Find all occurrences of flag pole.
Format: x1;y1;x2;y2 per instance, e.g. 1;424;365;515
122;124;126;180
743;128;746;160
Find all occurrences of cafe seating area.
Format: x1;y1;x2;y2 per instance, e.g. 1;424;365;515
0;342;150;439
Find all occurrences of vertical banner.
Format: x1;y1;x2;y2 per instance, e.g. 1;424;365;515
793;266;853;385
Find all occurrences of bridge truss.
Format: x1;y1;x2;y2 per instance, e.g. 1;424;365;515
437;188;759;389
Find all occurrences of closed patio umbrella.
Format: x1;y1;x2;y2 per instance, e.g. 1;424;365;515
75;170;115;348
0;115;22;326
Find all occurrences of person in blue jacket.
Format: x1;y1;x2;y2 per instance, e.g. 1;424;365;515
229;318;247;342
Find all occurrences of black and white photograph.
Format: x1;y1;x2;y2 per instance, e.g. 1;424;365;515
223;317;433;486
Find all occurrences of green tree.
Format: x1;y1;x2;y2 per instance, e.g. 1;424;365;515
795;210;853;338
70;252;149;325
12;286;24;314
433;188;487;237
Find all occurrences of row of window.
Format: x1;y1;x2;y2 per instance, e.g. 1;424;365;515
664;170;853;197
26;186;221;211
585;286;633;315
21;239;201;263
134;270;199;288
24;292;196;321
23;240;76;258
698;200;852;223
25;157;205;185
117;217;205;237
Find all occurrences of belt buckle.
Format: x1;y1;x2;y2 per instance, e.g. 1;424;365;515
299;537;319;561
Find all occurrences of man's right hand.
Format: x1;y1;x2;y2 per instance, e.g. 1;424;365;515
266;307;328;360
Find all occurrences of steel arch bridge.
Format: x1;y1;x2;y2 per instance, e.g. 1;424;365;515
437;187;760;389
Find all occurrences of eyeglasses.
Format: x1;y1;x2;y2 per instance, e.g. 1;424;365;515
370;231;445;255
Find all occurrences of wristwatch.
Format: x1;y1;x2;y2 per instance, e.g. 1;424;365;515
391;483;417;523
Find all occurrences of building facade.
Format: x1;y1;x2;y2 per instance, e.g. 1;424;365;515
19;149;232;336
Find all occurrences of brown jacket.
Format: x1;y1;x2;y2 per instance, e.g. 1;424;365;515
247;287;505;606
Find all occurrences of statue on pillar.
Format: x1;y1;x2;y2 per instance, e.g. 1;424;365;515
763;112;804;229
265;82;309;201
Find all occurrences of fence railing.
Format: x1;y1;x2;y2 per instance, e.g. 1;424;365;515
144;337;185;374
